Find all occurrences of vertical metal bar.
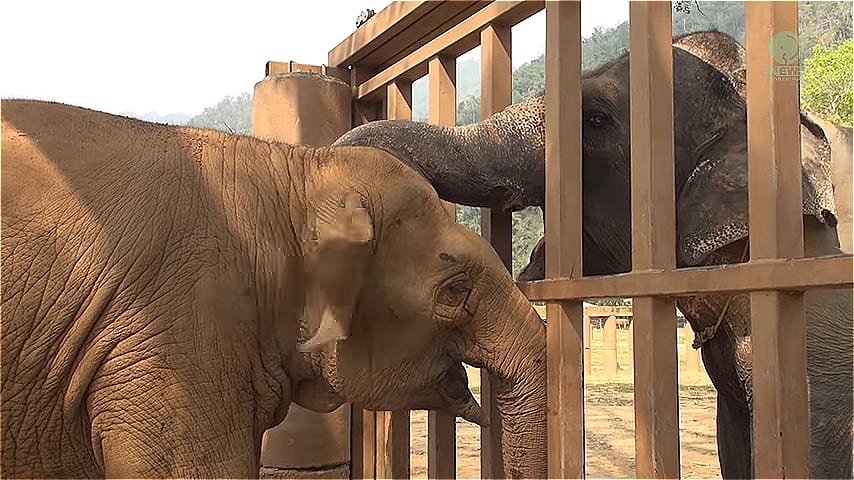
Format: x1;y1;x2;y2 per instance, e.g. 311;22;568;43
371;80;415;480
428;54;458;480
628;2;680;478
479;22;512;480
745;2;810;478
544;1;585;478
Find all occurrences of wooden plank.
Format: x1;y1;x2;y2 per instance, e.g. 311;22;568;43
370;80;414;480
356;1;544;102
328;1;491;69
428;56;459;220
328;1;436;67
745;2;811;478
544;2;585;478
478;22;513;480
350;407;377;480
426;53;457;479
628;2;680;478
374;2;489;71
517;254;853;300
352;67;381;127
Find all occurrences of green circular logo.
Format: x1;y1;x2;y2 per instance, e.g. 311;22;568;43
770;31;799;65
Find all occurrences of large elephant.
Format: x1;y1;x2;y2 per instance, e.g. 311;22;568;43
332;30;853;479
0;99;547;479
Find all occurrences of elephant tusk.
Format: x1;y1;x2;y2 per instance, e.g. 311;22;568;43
296;307;348;353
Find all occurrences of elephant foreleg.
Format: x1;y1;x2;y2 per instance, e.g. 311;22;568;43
715;393;753;479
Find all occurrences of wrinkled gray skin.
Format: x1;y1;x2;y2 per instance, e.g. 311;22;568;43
805;112;853;252
334;30;853;479
1;100;547;479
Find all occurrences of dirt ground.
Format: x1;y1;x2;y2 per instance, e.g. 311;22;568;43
407;364;721;480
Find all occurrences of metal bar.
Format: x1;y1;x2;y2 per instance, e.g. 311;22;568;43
517;254;853;300
356;1;544;102
478;22;512;480
427;54;457;480
628;2;680;478
745;2;811;478
544;2;585;478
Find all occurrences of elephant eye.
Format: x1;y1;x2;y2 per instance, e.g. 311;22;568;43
437;277;471;307
587;113;607;127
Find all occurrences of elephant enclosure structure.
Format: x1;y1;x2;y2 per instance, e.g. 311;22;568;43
260;1;853;478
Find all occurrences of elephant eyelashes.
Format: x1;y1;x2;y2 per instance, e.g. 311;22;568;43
436;276;471;308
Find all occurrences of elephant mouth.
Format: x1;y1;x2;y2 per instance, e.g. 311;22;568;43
437;362;488;427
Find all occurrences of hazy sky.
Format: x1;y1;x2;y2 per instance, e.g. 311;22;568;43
2;1;629;117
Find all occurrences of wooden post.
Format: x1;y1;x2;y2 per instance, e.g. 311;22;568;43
479;21;512;480
603;315;619;377
627;318;634;374
351;408;377;479
372;80;414;480
745;3;811;478
427;54;457;480
583;313;592;376
628;2;680;478
544;2;585;478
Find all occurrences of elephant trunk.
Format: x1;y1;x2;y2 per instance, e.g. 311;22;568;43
461;282;548;479
332;95;546;212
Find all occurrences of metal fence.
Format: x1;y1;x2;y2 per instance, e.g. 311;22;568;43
318;1;854;478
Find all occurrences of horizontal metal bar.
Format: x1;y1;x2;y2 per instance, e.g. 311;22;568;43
356;1;544;102
517;254;853;300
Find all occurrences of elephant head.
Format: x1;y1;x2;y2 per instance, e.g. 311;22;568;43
333;30;837;280
290;148;548;478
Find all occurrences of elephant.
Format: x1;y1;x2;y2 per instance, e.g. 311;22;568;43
331;30;853;479
0;99;548;479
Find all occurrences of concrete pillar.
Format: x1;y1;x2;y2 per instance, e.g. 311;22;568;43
603;315;619;377
682;326;702;372
252;70;352;471
253;71;351;146
583;314;592;376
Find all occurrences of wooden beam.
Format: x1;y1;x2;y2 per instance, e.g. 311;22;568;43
517;254;853;300
745;3;811;478
628;2;680;478
351;67;380;127
328;1;436;67
478;22;512;480
544;2;585;478
427;53;457;480
350;407;376;480
371;79;414;480
356;1;544;102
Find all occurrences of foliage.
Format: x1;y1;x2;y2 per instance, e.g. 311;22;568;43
801;40;854;127
799;1;853;58
187;92;253;135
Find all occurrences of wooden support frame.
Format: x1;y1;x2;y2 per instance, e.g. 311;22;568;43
628;2;680;478
478;22;512;480
544;2;585;478
314;2;854;479
745;2;811;477
427;54;458;480
372;79;415;480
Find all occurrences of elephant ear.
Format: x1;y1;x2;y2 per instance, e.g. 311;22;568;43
297;190;373;353
676;119;838;267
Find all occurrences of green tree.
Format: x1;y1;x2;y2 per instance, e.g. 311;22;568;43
801;40;854;126
187;92;253;135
